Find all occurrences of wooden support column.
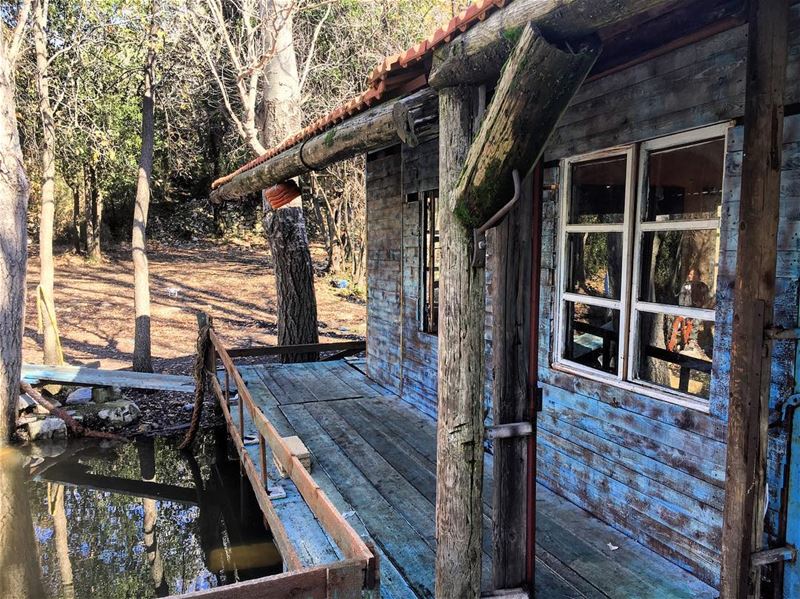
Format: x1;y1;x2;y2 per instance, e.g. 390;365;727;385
491;170;533;589
436;85;485;599
720;1;789;598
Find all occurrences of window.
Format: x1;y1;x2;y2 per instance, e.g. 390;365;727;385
420;189;440;334
555;125;728;406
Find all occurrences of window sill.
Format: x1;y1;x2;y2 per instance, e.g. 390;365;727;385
548;362;711;414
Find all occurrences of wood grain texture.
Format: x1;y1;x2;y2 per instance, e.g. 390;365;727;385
490;169;533;588
428;0;675;89
435;85;486;599
452;24;598;229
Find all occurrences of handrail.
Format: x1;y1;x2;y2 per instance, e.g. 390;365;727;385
207;329;375;567
226;340;365;359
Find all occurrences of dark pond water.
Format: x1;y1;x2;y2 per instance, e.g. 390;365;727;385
0;427;282;598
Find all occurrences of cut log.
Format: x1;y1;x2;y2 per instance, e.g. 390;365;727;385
435;85;485;599
428;0;674;89
719;1;789;597
210;87;438;202
452;23;599;229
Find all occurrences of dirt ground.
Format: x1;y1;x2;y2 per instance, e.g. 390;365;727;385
23;241;367;377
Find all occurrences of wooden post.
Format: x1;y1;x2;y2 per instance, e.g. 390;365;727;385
720;1;789;598
491;169;533;589
435;85;485;599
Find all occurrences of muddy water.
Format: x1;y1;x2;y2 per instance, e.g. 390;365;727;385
0;428;282;598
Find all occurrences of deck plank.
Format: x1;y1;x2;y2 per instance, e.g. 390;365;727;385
240;361;717;598
22;363;194;392
281;402;436;598
242;366;416;599
229;391;341;568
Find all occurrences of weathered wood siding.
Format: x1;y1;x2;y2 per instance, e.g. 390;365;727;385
366;136;496;423
366;148;404;394
400;139;440;419
537;10;800;587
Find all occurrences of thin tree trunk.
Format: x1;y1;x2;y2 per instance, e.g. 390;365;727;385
261;0;318;362
435;85;484;599
132;1;158;373
50;483;75;599
34;0;60;365
0;448;44;597
0;38;29;445
86;163;102;260
138;439;168;596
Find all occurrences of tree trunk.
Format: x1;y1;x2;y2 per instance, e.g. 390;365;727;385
435;85;484;599
86;163;103;260
261;0;319;362
0;448;44;597
0;39;29;445
132;1;158;373
138;439;168;596
34;0;61;365
50;483;75;599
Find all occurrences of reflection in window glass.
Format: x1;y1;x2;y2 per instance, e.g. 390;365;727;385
569;156;627;224
636;311;714;399
566;232;623;299
563;302;620;375
643;139;724;221
638;230;718;307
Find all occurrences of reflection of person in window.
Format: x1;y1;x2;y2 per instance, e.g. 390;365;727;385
668;268;709;352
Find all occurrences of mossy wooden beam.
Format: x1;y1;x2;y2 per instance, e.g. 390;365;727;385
452;23;599;230
429;0;673;89
210;87;438;202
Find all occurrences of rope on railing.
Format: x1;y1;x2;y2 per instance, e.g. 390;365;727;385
179;319;212;450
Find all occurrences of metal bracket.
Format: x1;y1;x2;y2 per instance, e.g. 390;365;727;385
471;169;522;269
472;229;487;268
485;421;534;440
751;545;797;567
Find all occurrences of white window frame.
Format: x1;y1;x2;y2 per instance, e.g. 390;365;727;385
553;123;732;412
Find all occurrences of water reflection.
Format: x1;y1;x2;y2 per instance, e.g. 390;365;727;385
0;427;281;598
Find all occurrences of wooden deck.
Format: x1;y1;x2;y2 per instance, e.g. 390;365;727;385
230;359;716;599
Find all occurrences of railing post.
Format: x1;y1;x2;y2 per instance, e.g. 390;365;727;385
260;436;267;485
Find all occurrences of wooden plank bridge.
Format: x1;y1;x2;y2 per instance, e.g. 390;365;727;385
194;329;718;598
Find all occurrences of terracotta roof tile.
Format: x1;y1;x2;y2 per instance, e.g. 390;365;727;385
211;0;512;190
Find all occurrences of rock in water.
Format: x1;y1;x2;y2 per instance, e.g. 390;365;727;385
66;387;93;405
27;417;68;441
94;400;142;426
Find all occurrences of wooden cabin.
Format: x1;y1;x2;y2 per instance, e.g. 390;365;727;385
206;0;800;597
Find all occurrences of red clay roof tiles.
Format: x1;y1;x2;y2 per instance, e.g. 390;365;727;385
212;0;510;190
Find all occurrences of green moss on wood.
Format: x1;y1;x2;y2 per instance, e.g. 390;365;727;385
502;25;524;46
323;129;336;147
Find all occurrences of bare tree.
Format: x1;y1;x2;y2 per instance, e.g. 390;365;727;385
0;22;30;445
132;0;159;373
188;0;318;359
34;0;62;365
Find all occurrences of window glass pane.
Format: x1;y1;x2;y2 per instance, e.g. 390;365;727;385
643;138;724;221
566;232;624;300
636;311;714;399
569;156;627;224
638;229;718;307
563;301;620;375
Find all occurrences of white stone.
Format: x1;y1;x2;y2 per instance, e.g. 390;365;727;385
66;387;93;405
93;400;142;426
27;417;67;441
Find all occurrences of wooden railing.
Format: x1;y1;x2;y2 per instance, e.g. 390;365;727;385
197;324;378;598
226;340;366;362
